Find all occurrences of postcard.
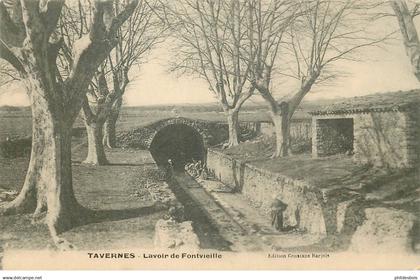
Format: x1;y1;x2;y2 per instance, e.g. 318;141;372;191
0;0;419;271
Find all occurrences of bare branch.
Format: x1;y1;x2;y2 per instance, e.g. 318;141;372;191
391;0;420;81
161;0;256;112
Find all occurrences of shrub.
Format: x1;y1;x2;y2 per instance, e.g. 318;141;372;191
0;137;32;158
290;137;312;154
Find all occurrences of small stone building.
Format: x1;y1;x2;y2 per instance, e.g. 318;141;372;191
310;90;420;168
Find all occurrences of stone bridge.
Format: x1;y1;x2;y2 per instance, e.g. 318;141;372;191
143;117;231;148
118;117;230;170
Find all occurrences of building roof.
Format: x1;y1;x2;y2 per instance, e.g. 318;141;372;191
310;89;420;115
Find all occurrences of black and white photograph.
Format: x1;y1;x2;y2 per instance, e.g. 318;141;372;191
0;0;419;273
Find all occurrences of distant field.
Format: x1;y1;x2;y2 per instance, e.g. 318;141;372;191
115;109;277;131
0;103;314;140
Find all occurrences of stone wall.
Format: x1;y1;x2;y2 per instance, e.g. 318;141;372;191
206;149;326;236
259;120;311;141
117;118;230;149
312;110;418;168
405;107;420;166
260;122;275;136
118;117;261;150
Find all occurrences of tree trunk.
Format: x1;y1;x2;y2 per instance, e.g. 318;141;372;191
46;120;83;237
0;0;139;250
1;85;83;238
83;119;108;165
2;116;47;216
270;102;290;158
226;109;240;147
391;0;420;82
103;112;118;148
103;97;122;148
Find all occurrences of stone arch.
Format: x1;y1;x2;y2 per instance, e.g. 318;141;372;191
148;119;207;170
144;118;209;149
118;117;230;167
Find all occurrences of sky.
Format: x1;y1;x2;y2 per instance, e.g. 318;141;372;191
0;12;419;107
121;42;420;107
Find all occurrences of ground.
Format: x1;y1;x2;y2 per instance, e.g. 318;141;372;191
0;134;273;254
0;140;165;251
0;133;343;255
1;107;419;259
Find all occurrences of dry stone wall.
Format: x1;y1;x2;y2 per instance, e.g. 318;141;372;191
259;120;311;142
314;118;353;156
353;111;411;168
312;110;419;168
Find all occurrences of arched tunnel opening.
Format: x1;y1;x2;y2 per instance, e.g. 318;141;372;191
149;124;206;171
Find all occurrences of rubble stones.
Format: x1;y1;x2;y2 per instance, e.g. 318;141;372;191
153;219;200;249
0;189;18;202
146;182;177;205
184;161;205;179
167;205;185;223
349;207;417;254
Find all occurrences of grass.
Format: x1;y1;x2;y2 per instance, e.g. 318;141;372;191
222;136;379;185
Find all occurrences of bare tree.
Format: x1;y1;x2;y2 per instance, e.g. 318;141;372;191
81;70;122;165
57;1;111;165
246;0;298;157
59;0;166;165
0;0;138;246
250;0;388;157
100;0;166;150
391;0;420;82
161;0;255;147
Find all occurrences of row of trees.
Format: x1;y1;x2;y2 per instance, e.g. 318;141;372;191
1;0;167;166
0;0;155;248
162;0;394;157
0;0;419;246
